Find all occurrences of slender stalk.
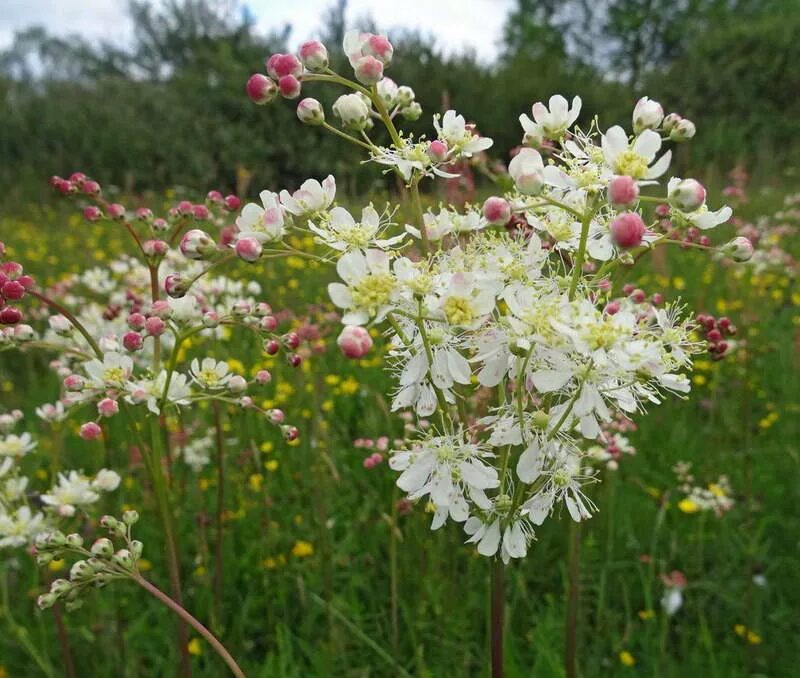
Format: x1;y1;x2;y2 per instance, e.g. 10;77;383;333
212;401;226;627
133;574;246;678
52;604;77;678
321;121;374;151
490;558;505;678
147;419;192;677
29;291;102;358
409;179;430;254
565;520;582;678
568;209;594;301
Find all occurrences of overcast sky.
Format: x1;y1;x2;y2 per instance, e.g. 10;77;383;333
0;0;513;61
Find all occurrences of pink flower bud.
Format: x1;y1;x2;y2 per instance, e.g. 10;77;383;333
64;374;85;391
267;53;303;80
246;73;277;105
296;97;325;125
206;190;223;204
281;332;300;350
127;312;146;330
79;422;103;440
150;300;172;318
608;176;640;208
260;315;278;332
224;195;241;211
353;56;383;85
254;302;272;317
651;293;664;305
136;207;153;221
337;325;373;359
278;75;301;99
235;236;262;262
267;408;285;424
97;398;119;418
427;140;448;163
482;197;511;226
142;239;168;257
610;213;646;249
605;301;621;315
655;203;671;218
228;375;248;393
107;203;126;220
152;217;169;232
286;353;302;368
630;288;646;303
69;172;86;185
203;311;219;328
264;339;280;355
723;236;754;262
13;323;34;340
83;206;103;222
177;200;193;216
364;34;393;65
239;396;254;409
282;425;299;441
144;316;166;336
255;370;272;384
192;204;210;220
669;178;706;212
180;229;215;260
1;280;25;301
0;306;22;324
299;40;328;72
122;331;144;352
82;180;101;195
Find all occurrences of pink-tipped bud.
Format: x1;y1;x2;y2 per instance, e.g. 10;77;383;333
260;315;278;332
82;180;101;195
337;325;373;359
605;301;621;315
192;204;210;220
353;55;384;85
723;236;754;262
235;236;262;262
0;306;22;324
254;302;272;317
282;425;299;441
107;203;126;220
127;312;146;330
180;228;216;260
281;332;300;350
298;40;328;72
202;311;219;328
427;140;449;163
278;74;301;99
13;323;34;340
608;176;640;208
482;196;511;226
69;172;87;185
669;178;706;212
246;73;277;105
144;316;166;336
286;353;302;368
630;288;646;303
224;195;241;211
651;293;664;305
97;398;119;418
142;239;168;257
239;396;254;409
267;53;302;80
206;190;224;204
83;206;103;222
662;113;682;133
364;34;393;65
80;422;103;440
228;375;248;393
136;207;153;221
296;97;325;125
64;374;85;391
255;369;272;384
1;280;25;300
165;274;188;298
152;217;169;232
122;331;144;352
267;408;285;425
264;339;280;355
610;213;646;249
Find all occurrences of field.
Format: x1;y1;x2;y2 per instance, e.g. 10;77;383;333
1;173;798;678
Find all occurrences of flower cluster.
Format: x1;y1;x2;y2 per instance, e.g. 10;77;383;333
673;462;735;516
244;32;753;562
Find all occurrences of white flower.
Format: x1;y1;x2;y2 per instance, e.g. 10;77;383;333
519;94;581;141
434;110;493;156
169;295;202;323
279;176;336;217
661;587;684;616
309;205;405;252
328;249;400;325
35;402;67;423
236;190;286;242
0;432;37;458
180;436;213;471
127;370;191;414
389;432;499;529
601;126;671;181
41;471;101;517
632;97;664;133
84;352;134;390
464;514;533;562
332;93;370;129
0;506;46;549
190;358;232;390
431;271;497;330
521;452;597;524
92;468;121;492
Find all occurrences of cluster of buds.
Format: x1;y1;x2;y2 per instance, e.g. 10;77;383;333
354;435;398;468
695;313;737;359
0;249;35;329
35;511;143;612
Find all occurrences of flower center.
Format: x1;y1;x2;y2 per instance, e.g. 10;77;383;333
613;150;648;180
351;273;396;313
443;296;477;326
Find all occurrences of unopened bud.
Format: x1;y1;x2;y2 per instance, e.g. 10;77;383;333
298;40;328;72
297;97;325;125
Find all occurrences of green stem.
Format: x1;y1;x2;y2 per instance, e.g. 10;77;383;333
29;291;102;358
409;179;430;255
565;520;582;678
490;558;505;678
321;121;374;151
